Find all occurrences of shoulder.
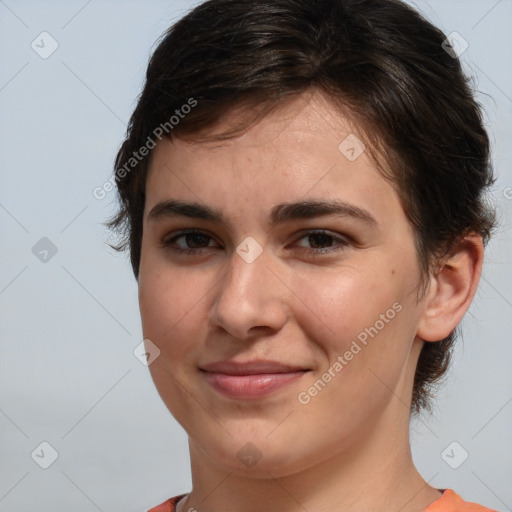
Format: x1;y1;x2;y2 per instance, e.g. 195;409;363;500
425;489;498;512
147;493;188;512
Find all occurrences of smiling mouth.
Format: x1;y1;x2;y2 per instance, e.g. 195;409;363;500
201;371;309;399
199;360;311;399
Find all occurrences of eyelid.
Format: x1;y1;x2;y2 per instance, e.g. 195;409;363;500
161;228;222;249
161;228;351;255
290;230;351;255
292;229;350;245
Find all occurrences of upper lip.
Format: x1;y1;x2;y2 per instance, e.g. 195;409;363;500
200;360;309;375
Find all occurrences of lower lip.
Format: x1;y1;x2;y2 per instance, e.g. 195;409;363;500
202;371;308;399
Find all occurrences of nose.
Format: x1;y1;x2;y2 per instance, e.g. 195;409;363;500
207;245;289;341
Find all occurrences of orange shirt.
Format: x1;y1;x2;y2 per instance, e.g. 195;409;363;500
147;489;497;512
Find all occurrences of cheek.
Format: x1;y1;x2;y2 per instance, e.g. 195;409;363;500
288;262;406;353
288;256;420;412
138;258;207;367
138;261;209;425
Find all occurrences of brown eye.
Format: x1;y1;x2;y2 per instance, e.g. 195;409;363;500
162;230;220;254
293;231;350;254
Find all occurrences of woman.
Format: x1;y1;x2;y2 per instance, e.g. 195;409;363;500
108;0;497;510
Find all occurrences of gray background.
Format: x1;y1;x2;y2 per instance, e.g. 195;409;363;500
0;0;510;511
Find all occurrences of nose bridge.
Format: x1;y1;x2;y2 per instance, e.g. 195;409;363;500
209;244;288;338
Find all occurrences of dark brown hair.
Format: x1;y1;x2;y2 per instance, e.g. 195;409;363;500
108;0;496;414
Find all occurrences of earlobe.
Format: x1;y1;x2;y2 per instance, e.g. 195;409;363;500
416;235;484;342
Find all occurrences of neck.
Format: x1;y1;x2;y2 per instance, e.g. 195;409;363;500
179;402;441;512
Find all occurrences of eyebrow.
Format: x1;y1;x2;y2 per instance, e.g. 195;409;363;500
147;198;377;228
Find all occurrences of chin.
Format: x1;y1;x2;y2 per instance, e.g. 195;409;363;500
192;427;331;479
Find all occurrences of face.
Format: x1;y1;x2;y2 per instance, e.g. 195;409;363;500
139;90;427;477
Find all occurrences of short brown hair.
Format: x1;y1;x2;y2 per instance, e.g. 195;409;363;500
108;0;496;414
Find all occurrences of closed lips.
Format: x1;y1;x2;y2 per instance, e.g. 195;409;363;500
200;360;311;399
199;360;311;375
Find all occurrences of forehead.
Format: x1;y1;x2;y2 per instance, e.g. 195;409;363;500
145;90;403;228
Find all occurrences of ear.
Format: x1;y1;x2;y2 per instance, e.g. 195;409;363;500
417;234;484;342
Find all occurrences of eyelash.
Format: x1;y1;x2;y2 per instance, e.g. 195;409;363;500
161;229;350;256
